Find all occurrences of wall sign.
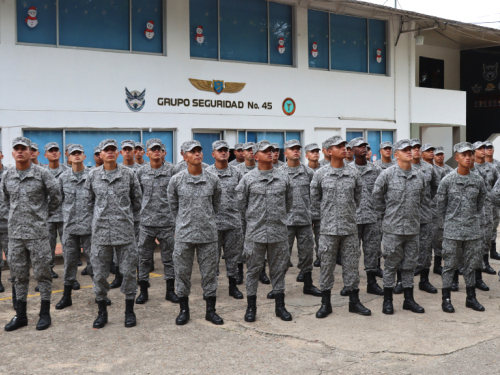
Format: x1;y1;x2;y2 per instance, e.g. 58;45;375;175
126;87;146;112
282;98;296;116
189;78;246;94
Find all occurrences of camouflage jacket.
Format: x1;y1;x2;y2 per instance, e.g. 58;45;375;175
0;167;9;233
319;159;330;168
121;163;141;171
229;159;243;166
43;164;69;222
280;163;314;226
59;168;92;235
474;161;499;217
236;162;258;175
174;160;209;175
353;163;383;224
411;161;439;224
374;159;396;170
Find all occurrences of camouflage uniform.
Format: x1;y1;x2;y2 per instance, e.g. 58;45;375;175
2;158;62;302
486;152;500;243
237;162;258;175
85;161;142;301
319;159;330;168
374;159;396;170
174;160;209;175
432;160;454;257
229;159;243;166
0;167;10;280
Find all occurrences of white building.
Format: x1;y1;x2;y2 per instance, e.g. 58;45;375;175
1;0;499;166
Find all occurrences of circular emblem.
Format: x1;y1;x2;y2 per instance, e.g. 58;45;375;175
282;98;296;116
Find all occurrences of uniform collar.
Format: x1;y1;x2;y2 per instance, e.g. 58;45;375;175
100;164;123;183
213;165;233;177
13;163;35;181
185;169;208;184
325;164;350;177
69;168;88;182
283;162;305;176
146;162;170;176
396;165;418;179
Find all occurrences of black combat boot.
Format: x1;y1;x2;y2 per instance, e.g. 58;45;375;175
274;293;292;321
77;258;82;267
482;254;496;275
175;297;190;325
475;269;489;291
382;288;394;315
340;286;349;296
95;297;112;306
296;271;304;282
135;280;150;304
55;284;73;310
51;269;59;279
229;277;244;299
110;260;117;274
433;256;443;275
414;267;422;276
35;285;39;292
466;286;485;311
4;300;28;331
0;270;4;293
451;270;459;292
402;288;425;313
93;300;108;329
267;290;275;299
491;241;500;260
441;288;454;313
73;280;80;290
315;290;332;318
348;289;371;316
81;266;89;276
419;268;438;294
11;284;17;310
205;296;224;325
376;258;384;278
314;258;321;267
125;299;137;328
165;279;179;303
303;272;321;297
236;263;244;285
393;270;403;294
36;300;51;331
366;272;384;296
259;265;270;285
244;295;257;322
110;267;123;289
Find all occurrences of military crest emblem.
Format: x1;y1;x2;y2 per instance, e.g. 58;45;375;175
189;78;246;95
483;63;498;81
125;88;146;112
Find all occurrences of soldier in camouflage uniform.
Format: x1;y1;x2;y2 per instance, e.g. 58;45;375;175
93;146;103;168
206;140;245;299
350;137;384;296
438;142;487;313
30;143;41;165
86;139;142;329
4;137;62;332
229;143;245;166
135;138;179;305
271;143;285;168
121;140;140;171
167;140;223;326
311;136;371;319
305;143;322;267
484;141;500;261
63;143;74;168
374;141;396;170
134;142;149;167
236;140;293;322
305;143;321;172
0;148;9;294
174;141;209;174
344;142;355;165
55;144;93;310
372;139;427;315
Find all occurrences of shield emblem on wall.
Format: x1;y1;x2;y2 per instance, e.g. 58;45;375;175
213;80;224;94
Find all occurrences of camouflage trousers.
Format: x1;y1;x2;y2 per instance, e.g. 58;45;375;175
138;225;175;282
92;242;138;301
480;212;493;256
318;233;360;292
417;223;437;269
442;238;482;289
62;233;92;286
174;241;218;298
9;238;52;302
287;225;314;273
113;222;140;265
244;240;289;296
357;222;382;273
217;229;243;279
492;207;500;242
432;226;444;257
0;232;11;277
382;233;418;289
312;220;321;258
48;222;63;269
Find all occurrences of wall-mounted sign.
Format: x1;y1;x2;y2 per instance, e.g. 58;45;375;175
126;87;146;112
483;63;498;81
282;98;296;116
189;78;246;95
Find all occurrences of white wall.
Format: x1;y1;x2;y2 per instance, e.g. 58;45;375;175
421;126;453;160
415;44;461;91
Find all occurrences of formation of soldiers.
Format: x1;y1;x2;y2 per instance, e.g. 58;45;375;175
1;134;499;331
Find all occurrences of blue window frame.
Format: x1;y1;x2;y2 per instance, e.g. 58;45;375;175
131;0;163;54
308;10;329;69
24;130;64;165
16;0;57;45
142;131;174;164
193;133;221;165
368;19;387;75
330;14;367;73
269;2;293;66
189;0;218;59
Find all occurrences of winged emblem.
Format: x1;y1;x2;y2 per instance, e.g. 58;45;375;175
125;87;146;112
189;78;246;94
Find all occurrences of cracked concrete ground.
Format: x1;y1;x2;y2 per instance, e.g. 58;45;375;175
1;245;500;374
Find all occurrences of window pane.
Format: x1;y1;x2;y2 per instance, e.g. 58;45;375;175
256;132;284;148
381;130;393;144
367;131;381;161
247;132;256;143
220;0;268;63
308;10;329;69
17;0;56;45
238;131;246;144
143;131;174;164
269;2;293;66
131;0;163;53
286;132;301;143
59;0;130;51
369;19;386;74
189;0;218;59
330;14;367;73
23;130;63;165
346;131;363;142
193;133;221;165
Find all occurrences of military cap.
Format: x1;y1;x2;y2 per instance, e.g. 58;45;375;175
234;143;244;150
380;141;393;150
44;142;60;152
183;140;202;152
393;139;412;150
434;146;445;155
65;143;74;151
284;139;301;149
12;137;31;148
305;143;320;152
68;144;84;154
30;142;39;151
324;135;347;149
472;141;486;150
252;140;273;154
421;143;435;152
146;138;162;149
212;140;230;150
454;142;473;153
161;144;166;152
485;141;494;147
350;137;368;148
100;139;118;150
94;146;101;154
121;140;136;149
271;143;280;150
366;144;371;150
135;142;145;150
409;138;421;147
243;142;255;150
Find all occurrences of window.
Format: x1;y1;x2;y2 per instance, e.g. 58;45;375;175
16;0;57;45
239;131;301;147
308;9;387;75
189;0;294;66
419;57;444;89
193;132;222;165
346;130;394;161
23;130;64;165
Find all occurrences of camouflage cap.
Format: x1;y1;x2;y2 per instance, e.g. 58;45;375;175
100;139;118;150
30;142;39;151
94;146;101;154
161;144;166;152
434;146;445;155
350;137;368;148
410;138;422;147
212;140;230;150
393;139;412;150
146;138;162;149
454;142;473;153
366;144;371;150
380;141;393;150
324;135;347;149
135;142;145;150
68;144;84;154
253;140;273;154
472;141;486;150
12;136;31;148
485;141;494;147
65;143;74;151
305;143;321;152
421;143;435;152
243;142;255;150
183;140;202;152
44;142;60;152
121;140;136;149
234;143;244;151
284;139;301;149
271;143;280;150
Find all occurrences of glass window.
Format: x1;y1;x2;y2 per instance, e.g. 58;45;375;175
308;9;329;69
367;131;381;161
131;0;163;54
193;133;221;165
142;131;174;164
59;0;130;51
269;2;293;66
330;14;367;73
238;131;246;144
381;130;393;144
16;0;57;45
286;132;301;143
189;0;218;59
246;132;257;143
256;132;284;148
369;19;386;75
346;131;363;142
23;130;64;165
